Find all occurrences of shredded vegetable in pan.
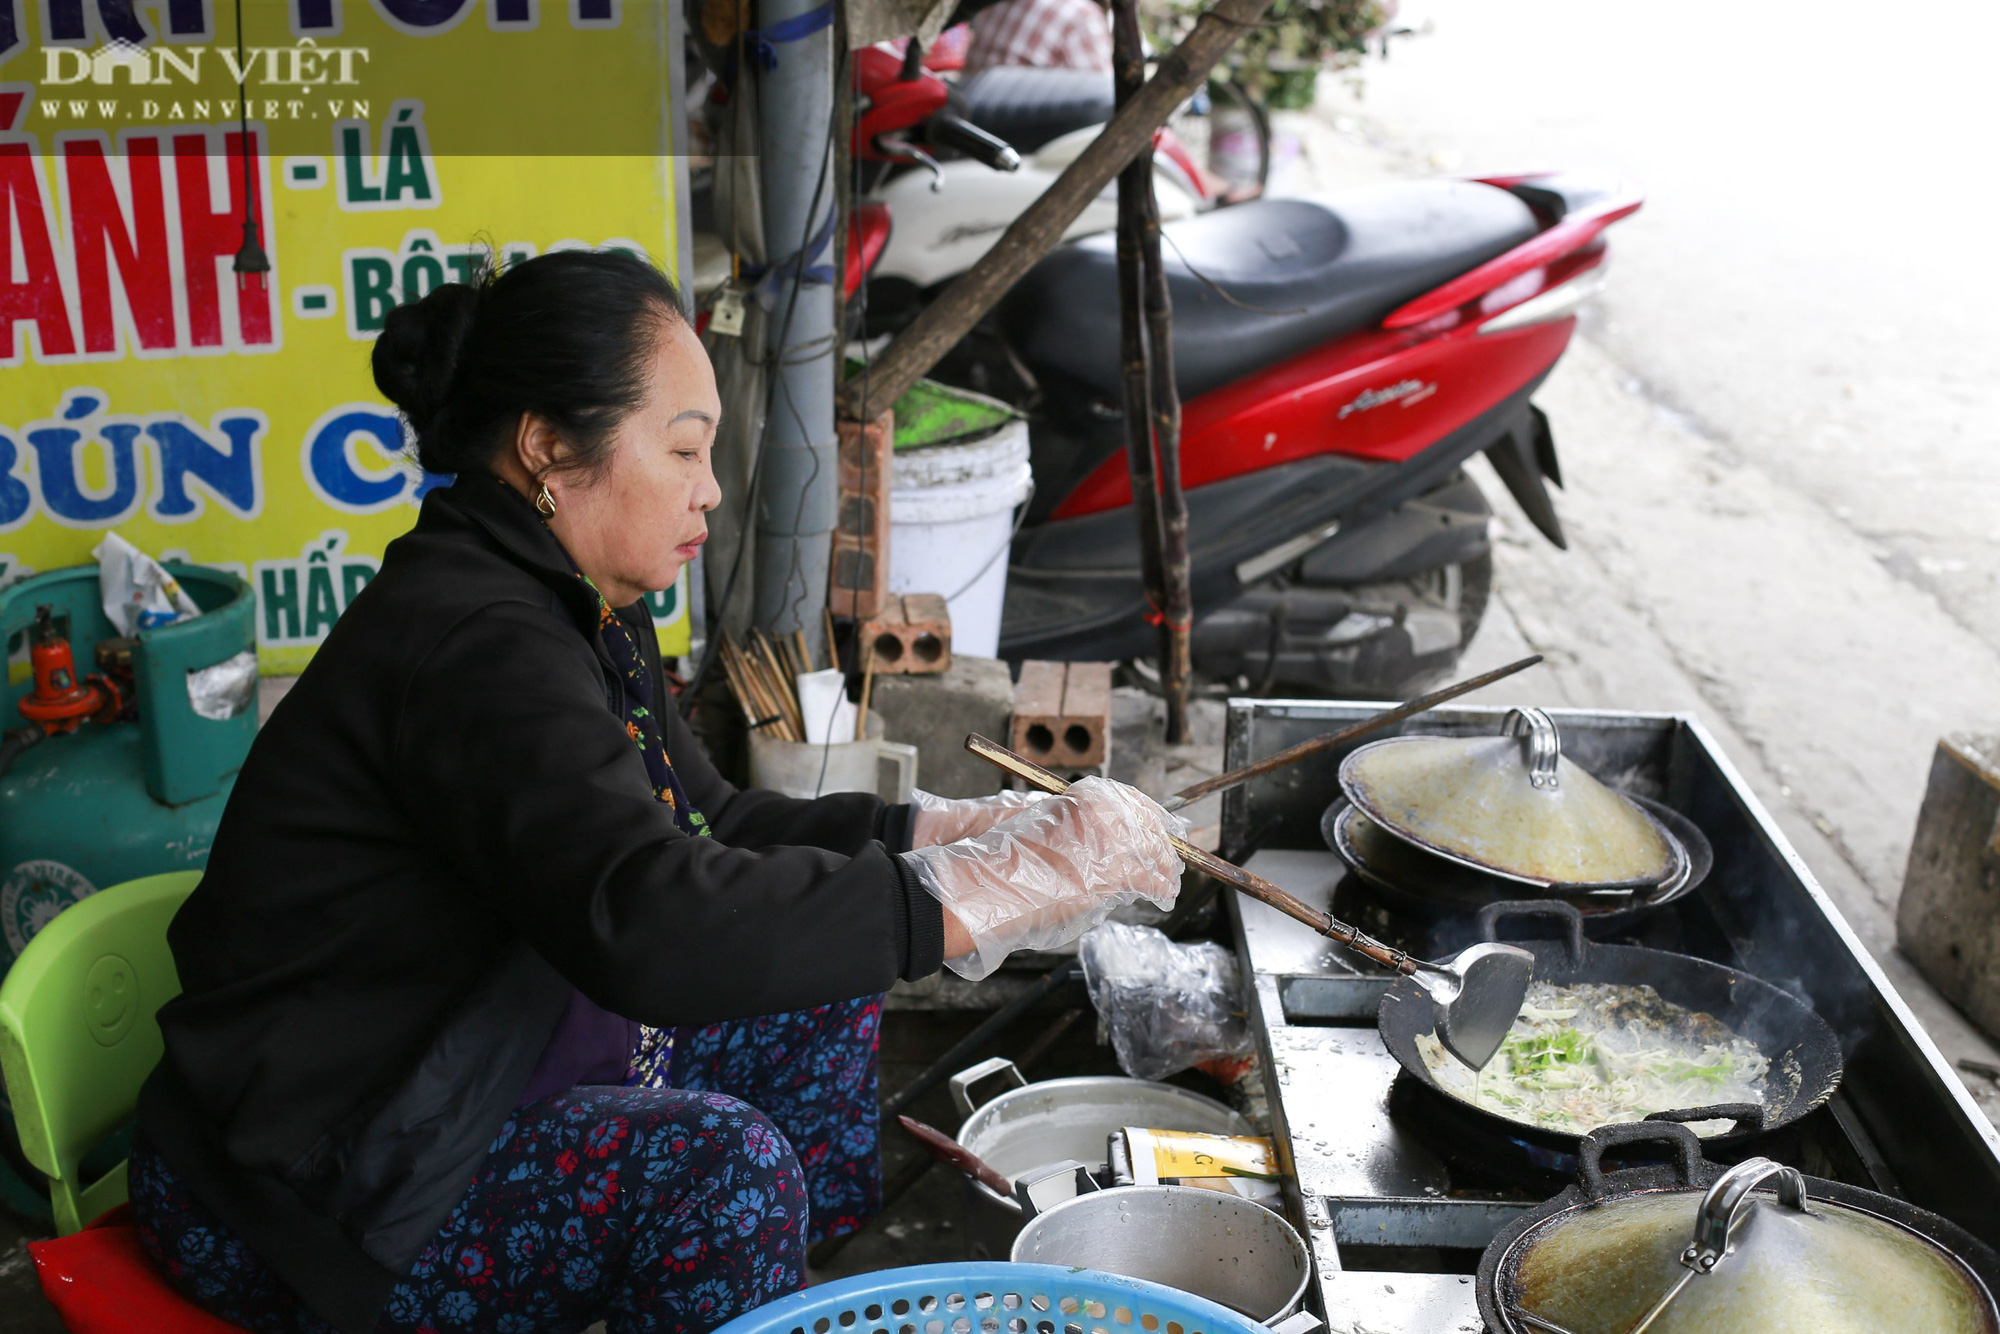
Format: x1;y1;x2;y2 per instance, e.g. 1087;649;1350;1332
1416;981;1769;1135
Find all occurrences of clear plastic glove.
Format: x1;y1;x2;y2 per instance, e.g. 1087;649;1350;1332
908;787;1049;848
902;776;1185;980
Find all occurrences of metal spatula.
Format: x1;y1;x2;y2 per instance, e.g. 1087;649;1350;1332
967;734;1535;1070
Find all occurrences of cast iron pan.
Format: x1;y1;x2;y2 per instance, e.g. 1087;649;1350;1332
1321;795;1712;936
1477;1121;2000;1334
1377;900;1843;1189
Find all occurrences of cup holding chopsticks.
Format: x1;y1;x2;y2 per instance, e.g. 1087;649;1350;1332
747;711;918;801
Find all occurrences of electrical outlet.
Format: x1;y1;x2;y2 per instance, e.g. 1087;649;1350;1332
710;284;747;338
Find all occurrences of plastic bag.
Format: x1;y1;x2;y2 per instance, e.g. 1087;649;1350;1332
1079;921;1252;1081
188;649;259;721
93;532;200;636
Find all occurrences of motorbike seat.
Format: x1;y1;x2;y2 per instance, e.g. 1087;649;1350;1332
999;180;1541;403
955;66;1115;154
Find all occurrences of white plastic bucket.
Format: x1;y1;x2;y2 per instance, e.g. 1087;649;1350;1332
887;419;1033;660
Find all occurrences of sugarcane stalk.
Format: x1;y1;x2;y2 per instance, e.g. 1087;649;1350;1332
1139;142;1193;743
1112;0;1170;701
855;637;877;741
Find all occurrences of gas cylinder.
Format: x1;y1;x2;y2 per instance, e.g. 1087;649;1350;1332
0;562;254;1217
0;563;254;960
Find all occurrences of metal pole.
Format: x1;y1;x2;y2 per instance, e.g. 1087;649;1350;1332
1112;0;1168;641
756;0;839;647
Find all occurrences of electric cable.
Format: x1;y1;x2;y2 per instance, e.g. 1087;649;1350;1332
227;0;269;287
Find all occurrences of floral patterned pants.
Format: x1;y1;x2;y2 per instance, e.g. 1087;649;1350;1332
131;993;885;1333
671;993;884;1243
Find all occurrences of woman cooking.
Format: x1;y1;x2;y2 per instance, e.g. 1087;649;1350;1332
132;249;1184;1333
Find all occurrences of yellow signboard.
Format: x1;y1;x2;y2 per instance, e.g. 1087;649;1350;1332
0;0;692;671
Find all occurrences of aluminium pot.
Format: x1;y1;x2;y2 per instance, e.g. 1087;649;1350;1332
1378;901;1843;1189
1340;707;1690;893
948;1057;1250;1260
1477;1121;2000;1334
1011;1184;1312;1326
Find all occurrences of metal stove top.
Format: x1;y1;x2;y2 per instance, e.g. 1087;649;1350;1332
1221;702;2000;1334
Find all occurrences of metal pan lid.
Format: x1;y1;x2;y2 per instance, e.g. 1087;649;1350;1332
1339;707;1686;890
1498;1157;1999;1334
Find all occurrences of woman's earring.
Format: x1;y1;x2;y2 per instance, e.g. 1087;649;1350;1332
534;483;557;518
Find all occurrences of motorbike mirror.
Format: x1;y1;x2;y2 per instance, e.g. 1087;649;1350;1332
900;38;925;81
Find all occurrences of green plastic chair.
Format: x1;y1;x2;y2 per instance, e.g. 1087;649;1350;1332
0;871;198;1234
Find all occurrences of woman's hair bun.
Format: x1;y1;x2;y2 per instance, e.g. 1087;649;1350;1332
370;248;684;482
372;280;484;441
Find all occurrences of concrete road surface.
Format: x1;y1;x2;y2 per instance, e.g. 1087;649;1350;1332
1336;0;2000;656
1280;1;2000;1116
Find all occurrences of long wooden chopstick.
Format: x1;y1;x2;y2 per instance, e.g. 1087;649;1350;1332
720;638;772;738
966;733;1420;976
752;632;806;740
720;633;806;741
854;637;877;741
717;641;766;734
1160;654;1543;812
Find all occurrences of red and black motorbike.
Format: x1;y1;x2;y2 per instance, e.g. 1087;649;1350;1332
850;53;1641;695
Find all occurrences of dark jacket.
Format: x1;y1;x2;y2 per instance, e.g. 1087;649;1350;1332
138;476;944;1333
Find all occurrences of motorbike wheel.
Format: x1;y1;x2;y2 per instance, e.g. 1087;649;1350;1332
1451;549;1494;650
1339;550;1494;695
1168;76;1272;200
1385;549;1496;681
1176;549;1496;700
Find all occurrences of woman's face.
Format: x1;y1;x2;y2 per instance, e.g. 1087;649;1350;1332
546;318;722;606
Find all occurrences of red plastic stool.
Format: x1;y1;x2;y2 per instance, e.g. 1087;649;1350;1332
28;1205;249;1333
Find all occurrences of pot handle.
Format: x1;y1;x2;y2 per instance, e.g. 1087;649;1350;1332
950;1056;1028;1118
1685;1157;1809;1273
1646;1103;1768;1135
1578;1121;1705;1200
1503;707;1562;791
1012;1159;1100;1220
1474;899;1587;968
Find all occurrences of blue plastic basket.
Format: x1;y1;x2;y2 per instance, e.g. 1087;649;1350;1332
713;1264;1270;1334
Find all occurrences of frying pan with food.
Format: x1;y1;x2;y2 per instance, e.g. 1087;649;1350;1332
1377;900;1843;1188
